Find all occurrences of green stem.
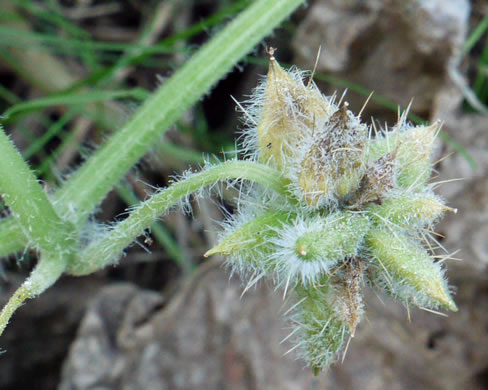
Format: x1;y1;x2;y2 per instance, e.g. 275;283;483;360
0;251;67;337
69;160;289;275
0;217;27;258
0;126;75;255
54;0;305;226
116;181;186;268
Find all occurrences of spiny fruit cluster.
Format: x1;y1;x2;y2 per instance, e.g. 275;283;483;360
205;50;457;373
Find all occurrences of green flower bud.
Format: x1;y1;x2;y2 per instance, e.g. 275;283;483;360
269;211;370;285
256;55;335;170
293;212;369;264
367;191;456;228
366;228;456;311
293;281;349;374
205;210;292;275
368;122;439;189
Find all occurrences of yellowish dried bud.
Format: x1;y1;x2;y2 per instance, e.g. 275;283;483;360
334;258;364;336
256;56;335;170
352;150;398;207
298;103;368;206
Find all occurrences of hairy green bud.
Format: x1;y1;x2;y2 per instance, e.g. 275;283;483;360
205;209;292;276
267;211;370;285
293;212;369;265
368;122;439;190
293;281;349;374
367;229;456;311
368;191;456;228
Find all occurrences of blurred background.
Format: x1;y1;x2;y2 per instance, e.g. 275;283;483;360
0;0;487;389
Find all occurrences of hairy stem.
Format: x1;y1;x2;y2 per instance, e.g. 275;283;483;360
69;160;289;275
116;181;186;268
0;252;67;337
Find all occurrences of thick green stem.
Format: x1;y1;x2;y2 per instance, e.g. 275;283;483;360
0;217;27;257
0;252;67;337
69;160;289;275
54;0;305;225
0;127;75;255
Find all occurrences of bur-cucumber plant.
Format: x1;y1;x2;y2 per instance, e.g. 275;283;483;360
0;0;459;374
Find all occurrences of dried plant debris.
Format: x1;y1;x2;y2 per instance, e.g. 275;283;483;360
206;49;458;374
